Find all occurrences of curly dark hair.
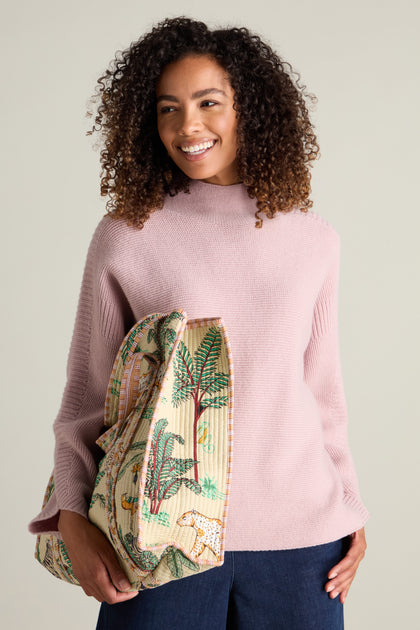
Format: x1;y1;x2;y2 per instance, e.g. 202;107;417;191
86;16;320;229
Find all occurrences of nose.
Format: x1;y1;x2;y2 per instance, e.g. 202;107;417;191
177;105;203;136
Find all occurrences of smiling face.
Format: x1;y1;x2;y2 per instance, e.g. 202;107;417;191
156;55;240;186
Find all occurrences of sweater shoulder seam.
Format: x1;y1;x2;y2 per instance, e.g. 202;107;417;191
289;208;340;239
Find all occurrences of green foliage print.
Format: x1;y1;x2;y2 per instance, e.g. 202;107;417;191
199;475;225;500
90;493;106;509
121;316;157;364
172;326;229;481
162;546;200;578
145;310;184;362
142;500;170;527
146;417;201;515
107;474;114;514
110;377;122;398
158;310;185;357
93;469;106;487
120;528;160;571
58;541;77;580
42;539;77;583
117;440;147;483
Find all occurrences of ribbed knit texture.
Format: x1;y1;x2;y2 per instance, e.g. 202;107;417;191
29;180;369;550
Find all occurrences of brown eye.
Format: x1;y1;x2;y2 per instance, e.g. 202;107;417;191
159;105;176;114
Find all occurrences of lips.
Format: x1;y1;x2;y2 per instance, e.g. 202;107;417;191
180;139;216;154
177;139;217;161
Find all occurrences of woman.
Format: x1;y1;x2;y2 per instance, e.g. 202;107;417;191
29;16;368;629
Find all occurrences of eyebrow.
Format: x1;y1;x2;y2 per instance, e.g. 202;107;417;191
156;88;227;103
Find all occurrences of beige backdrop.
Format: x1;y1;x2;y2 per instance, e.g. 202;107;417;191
2;0;419;627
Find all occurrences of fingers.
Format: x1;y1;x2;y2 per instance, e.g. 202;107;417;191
325;567;357;603
58;511;139;604
78;546;139;604
324;528;367;604
327;551;360;581
97;546;136;598
78;555;138;604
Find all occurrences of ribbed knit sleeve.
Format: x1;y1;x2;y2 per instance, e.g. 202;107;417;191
29;217;134;534
303;233;368;519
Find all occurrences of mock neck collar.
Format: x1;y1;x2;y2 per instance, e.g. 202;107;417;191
164;178;260;221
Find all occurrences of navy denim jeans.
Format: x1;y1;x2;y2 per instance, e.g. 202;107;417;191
96;537;348;629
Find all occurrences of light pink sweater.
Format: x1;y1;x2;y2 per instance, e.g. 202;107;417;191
29;180;368;550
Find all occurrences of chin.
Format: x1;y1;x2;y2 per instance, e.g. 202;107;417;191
177;165;216;180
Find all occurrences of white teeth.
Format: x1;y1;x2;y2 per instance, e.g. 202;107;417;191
180;140;215;154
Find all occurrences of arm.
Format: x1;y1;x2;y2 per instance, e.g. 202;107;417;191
29;217;134;531
30;218;138;602
303;232;368;602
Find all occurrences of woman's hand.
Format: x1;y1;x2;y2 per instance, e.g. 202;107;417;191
324;527;367;604
58;510;139;605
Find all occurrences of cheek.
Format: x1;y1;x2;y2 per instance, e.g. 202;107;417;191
157;116;172;139
156;121;164;143
219;110;238;138
220;117;239;149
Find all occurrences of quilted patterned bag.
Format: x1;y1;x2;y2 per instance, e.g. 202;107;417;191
35;308;234;590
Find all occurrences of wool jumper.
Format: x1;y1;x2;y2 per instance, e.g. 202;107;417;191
29;180;369;550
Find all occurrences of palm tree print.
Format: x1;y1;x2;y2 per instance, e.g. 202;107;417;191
172;326;229;482
145;417;201;514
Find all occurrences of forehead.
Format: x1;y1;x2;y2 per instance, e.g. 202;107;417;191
156;55;233;96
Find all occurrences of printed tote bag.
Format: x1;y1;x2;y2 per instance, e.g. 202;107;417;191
35;308;234;590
